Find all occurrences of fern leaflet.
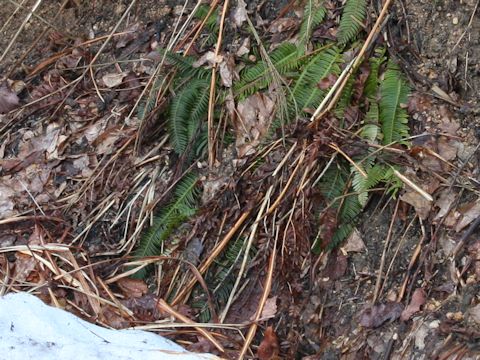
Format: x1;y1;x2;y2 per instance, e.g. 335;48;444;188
169;79;210;154
338;0;367;45
134;174;200;277
379;61;410;145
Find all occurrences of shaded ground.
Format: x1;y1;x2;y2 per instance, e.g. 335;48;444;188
1;1;480;359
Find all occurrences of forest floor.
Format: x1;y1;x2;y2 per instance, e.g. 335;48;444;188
1;1;480;359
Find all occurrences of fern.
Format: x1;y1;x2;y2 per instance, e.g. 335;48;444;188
169;79;210;154
352;162;385;206
364;48;386;99
195;236;251;322
134;174;200;277
298;1;327;51
338;0;367;45
290;46;342;117
234;43;300;97
193;4;218;31
379;61;410;145
159;48;210;79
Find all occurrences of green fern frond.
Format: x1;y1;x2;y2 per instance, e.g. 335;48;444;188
298;1;327;51
338;0;367;45
159;48;210;79
379;61;410;145
330;223;354;249
334;76;355;118
364;48;386;99
352;162;385;206
134;174;200;277
193;4;218;31
234;43;300;97
169;79;210;154
290;46;342;116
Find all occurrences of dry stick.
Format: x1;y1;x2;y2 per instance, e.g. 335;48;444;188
238;228;277;360
171;209;252;306
220;186;273;322
0;0;43;64
156;299;225;353
309;0;395;127
207;0;230;168
372;198;400;304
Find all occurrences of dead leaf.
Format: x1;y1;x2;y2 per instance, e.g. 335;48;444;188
236;37;250;57
232;0;247;27
438;232;457;257
116;278;149;298
360;302;404;328
192;51;223;68
255;296;277;321
455;201;480;232
257;326;280;360
235;93;275;157
434;190;457;222
14;253;37;283
102;72;127;88
219;55;237;88
437;136;457;161
401;189;432;220
0;84;20;114
401;288;426;321
343;228;365;253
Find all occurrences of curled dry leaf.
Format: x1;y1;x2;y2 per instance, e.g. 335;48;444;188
360;302;404;328
102;72;128;88
116;278;149;298
192;51;223;68
257;326;280;360
401;288;426;321
0;84;20;114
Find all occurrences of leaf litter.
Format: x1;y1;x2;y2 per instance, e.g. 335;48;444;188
1;0;480;359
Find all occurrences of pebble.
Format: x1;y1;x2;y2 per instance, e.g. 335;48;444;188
452;17;459;25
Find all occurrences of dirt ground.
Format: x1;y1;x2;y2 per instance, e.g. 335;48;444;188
1;1;480;359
